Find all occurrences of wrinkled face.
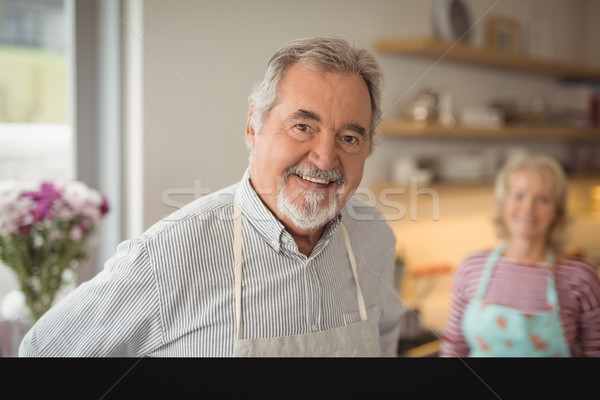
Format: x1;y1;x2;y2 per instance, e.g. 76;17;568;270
246;63;372;232
503;169;557;243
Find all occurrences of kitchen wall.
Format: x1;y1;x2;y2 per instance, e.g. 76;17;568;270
134;0;434;231
134;0;599;231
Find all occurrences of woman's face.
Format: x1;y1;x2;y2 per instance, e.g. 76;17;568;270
503;169;557;243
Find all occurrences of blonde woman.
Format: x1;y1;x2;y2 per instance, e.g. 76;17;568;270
440;154;600;357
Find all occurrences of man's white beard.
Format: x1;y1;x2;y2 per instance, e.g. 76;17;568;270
276;181;344;230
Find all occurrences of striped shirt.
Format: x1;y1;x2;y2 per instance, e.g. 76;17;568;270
19;168;403;357
439;250;600;357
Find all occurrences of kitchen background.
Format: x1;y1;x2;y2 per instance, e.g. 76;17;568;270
1;0;599;352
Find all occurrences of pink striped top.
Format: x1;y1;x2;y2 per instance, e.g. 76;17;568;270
439;250;600;357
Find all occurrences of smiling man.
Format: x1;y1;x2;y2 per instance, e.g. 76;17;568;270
19;36;404;357
247;61;373;256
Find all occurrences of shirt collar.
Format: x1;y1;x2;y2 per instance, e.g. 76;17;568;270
234;167;343;254
235;168;286;252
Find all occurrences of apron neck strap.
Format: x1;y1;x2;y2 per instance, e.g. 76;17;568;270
475;242;507;299
340;223;368;321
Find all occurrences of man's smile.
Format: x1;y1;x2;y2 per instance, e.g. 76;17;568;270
297;173;332;185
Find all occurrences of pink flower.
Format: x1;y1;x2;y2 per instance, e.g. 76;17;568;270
19;223;33;235
21;182;62;224
69;225;84;242
0;180;110;239
100;195;110;216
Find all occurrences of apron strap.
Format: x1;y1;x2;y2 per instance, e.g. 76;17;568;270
545;251;557;307
475;242;507;299
340;223;368;321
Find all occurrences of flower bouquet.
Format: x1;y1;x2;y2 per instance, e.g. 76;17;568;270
0;180;109;323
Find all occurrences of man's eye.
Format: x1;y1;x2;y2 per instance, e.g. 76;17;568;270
342;135;358;144
295;124;310;133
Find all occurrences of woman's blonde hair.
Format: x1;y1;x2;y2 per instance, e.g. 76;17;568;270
493;154;569;256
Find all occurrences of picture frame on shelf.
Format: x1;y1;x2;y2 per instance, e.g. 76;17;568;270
486;15;521;53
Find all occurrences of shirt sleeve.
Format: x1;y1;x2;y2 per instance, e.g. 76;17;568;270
574;260;600;357
18;238;163;357
439;260;472;357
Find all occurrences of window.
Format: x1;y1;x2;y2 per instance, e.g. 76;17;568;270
0;0;72;182
0;0;72;306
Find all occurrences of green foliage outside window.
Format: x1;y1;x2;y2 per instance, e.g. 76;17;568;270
0;45;66;123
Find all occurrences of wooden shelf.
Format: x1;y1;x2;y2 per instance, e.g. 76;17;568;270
372;179;492;193
371;174;600;193
378;121;600;142
374;37;600;82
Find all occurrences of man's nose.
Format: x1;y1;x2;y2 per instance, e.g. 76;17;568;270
308;133;339;171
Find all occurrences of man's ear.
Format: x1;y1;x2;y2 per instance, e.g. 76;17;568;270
246;105;256;150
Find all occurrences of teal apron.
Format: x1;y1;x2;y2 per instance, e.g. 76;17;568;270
461;242;570;357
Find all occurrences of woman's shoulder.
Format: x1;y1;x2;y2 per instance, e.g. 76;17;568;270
454;249;493;278
555;255;600;303
460;249;493;267
556;254;599;280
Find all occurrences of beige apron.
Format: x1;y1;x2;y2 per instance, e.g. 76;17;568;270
232;202;381;357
